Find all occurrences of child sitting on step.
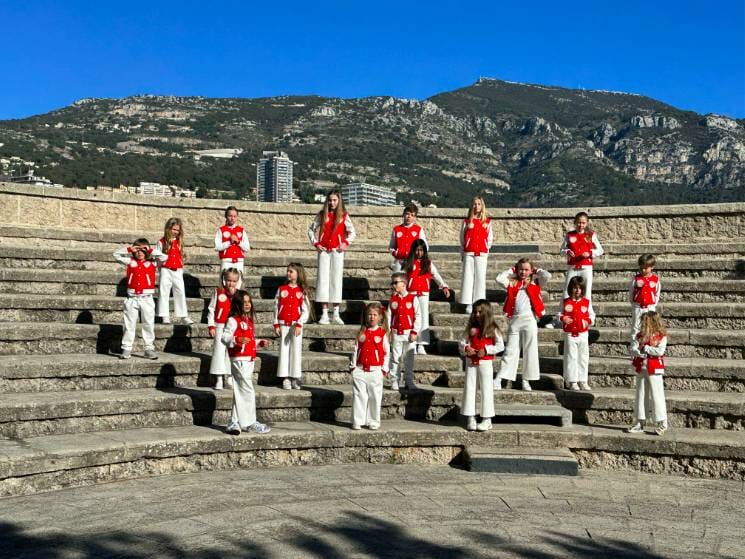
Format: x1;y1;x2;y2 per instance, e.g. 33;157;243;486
273;263;311;390
560;276;595;391
207;268;241;390
629;254;661;342
389;203;428;273
154;217;193;326
628;311;668;436
386;272;422;390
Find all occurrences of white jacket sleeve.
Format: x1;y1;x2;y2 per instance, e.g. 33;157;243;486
628;277;637;305
239;231;250;253
496;268;514;289
629;338;643;357
207;291;218;327
430;262;448;289
215;228;230;252
343;214;356;245
458;338;469;356
388;229;397;255
298;296;310;326
307;216;321;245
654;277;662;305
419;228;429;250
382;335;390;373
152;240;168;264
221;318;238;348
486;221;493;250
272;290;281;327
559;234;570;257
459;220;467;253
113;247;132;266
488;334;505;355
591;232;604;258
534;268;552;289
349;339;360;369
588;305;596;327
412;296;422;333
644;336;667;357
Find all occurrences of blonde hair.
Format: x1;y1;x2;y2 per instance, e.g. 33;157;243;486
287;262;314;321
466;195;488;224
464;299;503;341
639;311;667;341
357;302;389;340
318;190;347;228
163;217;185;259
220;267;241;290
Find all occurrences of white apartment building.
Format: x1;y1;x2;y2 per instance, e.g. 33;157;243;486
257;151;294;202
341;182;397;206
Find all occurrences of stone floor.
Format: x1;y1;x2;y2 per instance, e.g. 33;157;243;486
2;464;744;559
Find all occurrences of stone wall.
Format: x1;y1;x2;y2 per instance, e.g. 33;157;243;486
2;182;744;243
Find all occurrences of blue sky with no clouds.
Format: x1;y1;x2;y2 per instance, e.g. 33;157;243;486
0;0;743;119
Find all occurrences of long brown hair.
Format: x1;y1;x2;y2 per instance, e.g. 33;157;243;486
162;217;185;259
464;299;502;341
357;302;389;341
573;211;593;242
404;239;431;274
466;195;488;224
287;262;314;320
228;289;256;322
639;311;667;341
318;190;346;228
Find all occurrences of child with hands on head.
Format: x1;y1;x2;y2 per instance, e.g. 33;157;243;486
273;263;311;390
207;268;241;390
629;254;661;342
389;203;428;273
386;272;422;390
560;276;595;391
459;196;493;315
154;217;192;326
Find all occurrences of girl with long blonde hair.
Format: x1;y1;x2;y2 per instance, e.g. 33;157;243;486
460;195;493;314
154;217;192;325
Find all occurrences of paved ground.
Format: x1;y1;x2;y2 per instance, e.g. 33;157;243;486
1;464;743;559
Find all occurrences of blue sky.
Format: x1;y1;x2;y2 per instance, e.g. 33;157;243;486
1;0;743;119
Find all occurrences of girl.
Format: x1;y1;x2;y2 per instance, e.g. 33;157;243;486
307;190;356;325
221;290;271;435
494;258;551;391
273;262;311;390
386;272;422;390
348;302;390;430
215;206;250;278
628;311;668;436
459;300;504;431
405;239;451;355
207;268;241;390
629;253;661;342
389;203;428;273
155;217;192;325
459;196;493;314
560;276;595;391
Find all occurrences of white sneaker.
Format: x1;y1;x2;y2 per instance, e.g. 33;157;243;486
225;375;233;389
544;321;555;329
416;345;427;355
245;422;271;434
351;423;362;430
521;380;532;391
282;379;292;390
332;314;345;325
214;376;224;390
291;379;301;390
579;382;591;391
226;422;241;435
476;418;492;431
655;421;668;436
493;377;502;391
318;314;330;325
465;304;473;314
627;421;644;434
161;317;171;325
120;349;132;360
143;349;158;360
569;382;580;391
466;417;477;431
368;423;380;431
180;317;194;325
390;379;400;390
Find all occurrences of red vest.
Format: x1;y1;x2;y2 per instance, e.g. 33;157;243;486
463;218;491;256
227;316;257;359
632;333;666;374
356;327;386;371
465;326;496;365
389;292;417;334
125;259;156;295
566;231;594;268
407;260;432;295
503;280;545;318
560;297;591;337
633;274;659;308
392;224;422;260
213;288;232;325
218;225;246;262
276;284;305;325
160;238;183;270
318;213;348;250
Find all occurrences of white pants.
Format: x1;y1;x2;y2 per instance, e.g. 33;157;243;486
220;260;244;288
630;304;656;342
351;367;384;428
209;324;230;376
157;268;188;318
316;250;344;303
462;361;495;418
563;332;589;383
556;266;594;320
497;313;540;381
414;293;431;345
460;254;488;305
277;324;303;379
633;373;667;423
122;295;155;351
389;331;415;384
230;359;257;428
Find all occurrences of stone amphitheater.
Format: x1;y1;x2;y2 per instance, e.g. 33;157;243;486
0;182;744;497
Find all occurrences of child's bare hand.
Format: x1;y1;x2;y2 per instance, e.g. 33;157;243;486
562;316;574;325
236;336;250;345
409;332;417;343
274;326;281;336
293;325;302;336
582;251;590;258
257;339;268;348
442;287;451;299
566;250;575;257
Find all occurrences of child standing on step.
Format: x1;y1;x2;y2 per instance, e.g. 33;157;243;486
389;203;428;273
215;206;250;279
405;239;451;355
307;190;356;325
494;258;551;391
349;302;390;430
627;311;668;436
113;238;158;360
386;272;422;390
273;263;311;390
629;254;661;342
207;268;241;390
561;276;595;391
154;217;193;326
222;290;271;435
459;196;493;315
460;299;504;432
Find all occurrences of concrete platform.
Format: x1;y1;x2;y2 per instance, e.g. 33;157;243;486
465;445;579;475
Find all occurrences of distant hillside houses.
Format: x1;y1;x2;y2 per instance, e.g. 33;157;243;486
87;181;196;198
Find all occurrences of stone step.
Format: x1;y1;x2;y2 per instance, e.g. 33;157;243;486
1;420;744;497
464;445;579;475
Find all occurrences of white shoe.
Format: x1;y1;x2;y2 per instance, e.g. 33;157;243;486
368;423;380;431
416;345;427;355
476;418;492;432
493;377;502;391
245;422;271;434
161;317;171;325
579;382;591;391
180;317;194;325
466;417;477;431
120;349;132;360
390;379;400;390
351;424;362;430
627;421;644;434
521;380;532;391
465;304;473;314
655;421;668;436
214;376;224;390
544;321;555;329
282;379;292;390
332;314;345;325
569;382;580;391
225;375;233;389
291;379;301;390
143;349;158;360
226;422;241;435
318;314;330;325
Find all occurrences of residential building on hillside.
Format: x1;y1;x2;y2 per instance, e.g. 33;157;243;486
341;182;397;206
257;151;294;202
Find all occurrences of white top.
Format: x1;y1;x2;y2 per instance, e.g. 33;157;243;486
307;213;356;246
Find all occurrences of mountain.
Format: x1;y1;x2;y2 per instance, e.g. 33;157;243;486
1;78;743;207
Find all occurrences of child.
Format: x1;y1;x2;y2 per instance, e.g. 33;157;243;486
629;254;661;342
113;239;158;360
560;276;595;391
627;311;668;436
348;302;390;430
494;258;551;391
459;196;493;314
215;206;250;277
307;190;356;325
389;203;428;273
273;262;310;390
221;290;271;435
207;268;241;390
154;217;193;326
386;272;422;390
459;300;504;431
404;239;451;355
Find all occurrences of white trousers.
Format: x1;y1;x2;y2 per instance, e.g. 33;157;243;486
633;373;667;423
209;324;230;376
630;304;656;342
462;361;495;418
563;332;589;383
556;266;594;320
316;250;344;303
220;260;244;288
157;268;188;318
277;324;303;379
230;359;257;428
497;314;540;381
122;295;155;351
351;367;384;428
415;293;431;345
389;331;415;383
460;254;488;305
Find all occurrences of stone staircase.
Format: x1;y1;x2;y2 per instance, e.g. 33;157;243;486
1;224;744;496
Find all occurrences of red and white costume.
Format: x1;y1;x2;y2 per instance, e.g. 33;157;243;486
153;237;188;321
207;288;234;377
459;326;504;419
630;332;668;425
560;296;596;384
221;315;259;429
114;247;157;352
406;259;448;346
495;267;551;383
272;283;309;380
307;212;356;303
349;326;390;429
389;223;428;272
459;217;493;306
214;224;250;276
628;273;661;341
386;291;422;386
556;229;604;318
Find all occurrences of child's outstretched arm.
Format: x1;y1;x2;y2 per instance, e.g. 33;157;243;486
113;246;132;265
534;268;552;288
151;241;168;263
430;262;450;296
495;268;514;289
